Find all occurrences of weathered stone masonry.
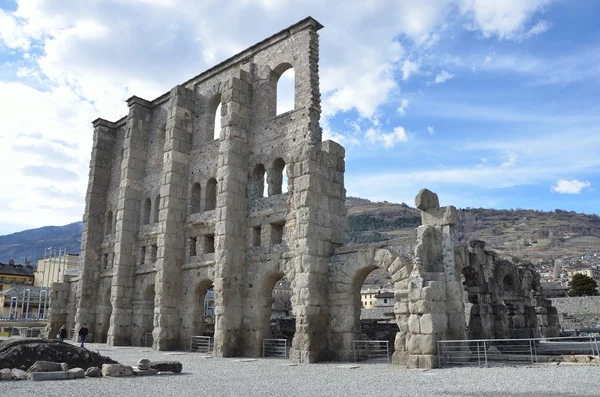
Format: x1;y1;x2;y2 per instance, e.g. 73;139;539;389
59;17;558;369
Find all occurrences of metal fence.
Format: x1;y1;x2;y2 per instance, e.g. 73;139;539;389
438;336;600;368
262;338;288;358
190;336;213;353
145;333;154;347
353;340;391;363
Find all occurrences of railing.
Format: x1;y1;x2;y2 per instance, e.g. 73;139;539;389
438;336;600;368
0;317;47;322
145;333;154;347
190;336;213;353
262;339;288;358
353;340;390;363
1;326;46;338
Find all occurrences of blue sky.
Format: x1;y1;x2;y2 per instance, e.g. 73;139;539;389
0;0;598;235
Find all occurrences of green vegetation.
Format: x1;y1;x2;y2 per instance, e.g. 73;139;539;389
568;274;599;297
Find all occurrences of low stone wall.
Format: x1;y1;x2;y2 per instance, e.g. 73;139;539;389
551;297;600;315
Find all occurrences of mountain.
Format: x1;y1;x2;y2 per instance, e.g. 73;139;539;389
0;222;83;265
2;198;599;268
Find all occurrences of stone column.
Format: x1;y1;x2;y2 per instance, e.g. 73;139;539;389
213;72;251;357
74;119;116;341
108;97;151;345
153;85;194;350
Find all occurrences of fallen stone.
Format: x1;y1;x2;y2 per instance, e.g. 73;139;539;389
85;367;101;377
60;363;69;371
137;358;151;370
102;363;134;377
133;367;157;376
150;361;182;373
68;368;85;379
30;371;75;381
157;371;174;375
27;360;64;373
0;368;11;380
11;368;29;380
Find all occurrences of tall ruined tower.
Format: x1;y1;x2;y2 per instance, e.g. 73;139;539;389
74;17;346;361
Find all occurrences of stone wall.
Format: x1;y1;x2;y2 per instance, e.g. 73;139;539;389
551;297;600;315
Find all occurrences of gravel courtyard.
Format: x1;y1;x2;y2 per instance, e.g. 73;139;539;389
2;341;599;397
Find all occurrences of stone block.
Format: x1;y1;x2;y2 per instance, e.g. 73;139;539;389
102;364;134;377
0;368;11;380
11;368;28;380
137;358;151;370
420;313;448;334
133;368;158;376
150;361;182;373
27;360;64;373
68;368;85;379
415;189;439;211
30;371;76;381
408;314;420;333
85;367;102;377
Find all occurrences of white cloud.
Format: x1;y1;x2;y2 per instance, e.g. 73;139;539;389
500;152;518;168
526;20;551;37
397;98;409;116
433;70;454;84
551;180;591;194
459;0;553;40
427;126;435;134
365;126;409;149
402;59;420;81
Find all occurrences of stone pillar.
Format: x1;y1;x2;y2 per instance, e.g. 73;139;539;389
153;86;194;350
402;189;464;369
74;118;116;341
213;72;251;357
46;282;71;339
108;97;151;345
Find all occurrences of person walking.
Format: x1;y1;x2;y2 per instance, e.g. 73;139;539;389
58;325;68;342
78;324;89;348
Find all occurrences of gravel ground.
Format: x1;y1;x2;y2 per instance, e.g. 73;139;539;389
2;341;600;397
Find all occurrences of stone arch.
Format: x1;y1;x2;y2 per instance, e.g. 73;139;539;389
205;178;217;211
271;63;295;115
248;163;266;200
105;210;113;235
190;182;201;214
328;248;412;362
142;197;151;225
267;158;286;196
153;194;160;223
191;279;214;338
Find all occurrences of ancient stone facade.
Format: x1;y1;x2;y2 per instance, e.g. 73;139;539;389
55;17;559;369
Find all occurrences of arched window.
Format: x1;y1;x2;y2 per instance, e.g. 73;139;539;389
205;178;217;211
153;194;160;223
105;210;113;235
248;164;266;199
503;275;515;292
190;183;201;214
206;94;222;141
268;158;286;196
271;63;295;116
142;198;151;225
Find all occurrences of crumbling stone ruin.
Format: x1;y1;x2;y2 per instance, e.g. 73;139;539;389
47;17;559;369
459;240;560;340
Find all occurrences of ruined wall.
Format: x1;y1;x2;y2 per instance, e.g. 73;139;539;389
459;240;560;339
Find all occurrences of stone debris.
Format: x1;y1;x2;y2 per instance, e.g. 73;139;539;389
0;368;11;380
0;339;118;371
137;358;151;370
68;368;86;378
26;360;66;373
150;360;182;373
11;368;28;380
133;367;158;376
102;364;134;377
157;371;174;375
85;366;102;377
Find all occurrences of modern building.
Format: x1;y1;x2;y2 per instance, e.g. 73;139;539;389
566;264;600;283
0;260;34;292
0;285;47;319
34;253;80;287
374;291;394;307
